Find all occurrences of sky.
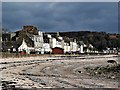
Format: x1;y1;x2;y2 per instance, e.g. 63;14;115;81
0;3;1;28
2;2;118;33
1;0;120;2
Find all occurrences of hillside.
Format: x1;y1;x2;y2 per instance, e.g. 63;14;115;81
47;31;120;51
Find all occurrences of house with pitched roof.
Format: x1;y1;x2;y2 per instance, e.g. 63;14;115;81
2;25;86;54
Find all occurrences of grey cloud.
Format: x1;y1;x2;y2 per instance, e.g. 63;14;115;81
2;2;118;33
0;2;2;26
2;0;120;2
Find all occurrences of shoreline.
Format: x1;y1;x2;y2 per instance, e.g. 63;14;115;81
0;54;118;63
0;56;55;63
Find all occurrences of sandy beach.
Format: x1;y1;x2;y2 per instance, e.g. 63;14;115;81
0;55;119;89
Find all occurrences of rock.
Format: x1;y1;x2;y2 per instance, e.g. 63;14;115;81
95;72;98;74
78;71;81;73
111;76;115;79
40;83;46;85
107;60;117;65
2;67;7;69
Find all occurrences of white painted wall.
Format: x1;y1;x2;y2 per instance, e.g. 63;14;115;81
33;31;44;48
47;34;52;38
70;42;78;52
80;45;84;53
18;39;30;53
51;37;63;49
64;45;70;53
56;41;62;48
43;43;51;52
52;38;56;48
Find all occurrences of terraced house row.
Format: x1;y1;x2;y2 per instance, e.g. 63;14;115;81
1;25;93;54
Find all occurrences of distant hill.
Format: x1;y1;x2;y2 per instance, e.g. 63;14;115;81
47;31;120;51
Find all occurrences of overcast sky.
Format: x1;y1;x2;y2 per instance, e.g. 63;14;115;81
2;0;120;2
2;2;118;33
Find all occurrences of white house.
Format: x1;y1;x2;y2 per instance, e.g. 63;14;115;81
17;27;85;54
43;33;52;53
64;42;70;53
27;31;44;53
78;41;86;53
18;38;30;53
79;45;84;53
28;31;43;48
43;43;51;53
51;32;64;49
34;31;44;48
70;39;78;52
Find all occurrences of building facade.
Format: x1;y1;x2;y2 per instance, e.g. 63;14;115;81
2;26;85;54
